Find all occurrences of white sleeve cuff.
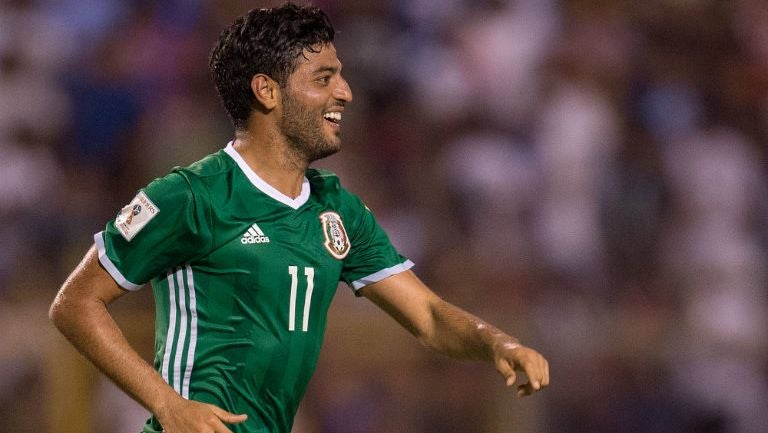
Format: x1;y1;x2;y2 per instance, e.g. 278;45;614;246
350;260;415;291
93;231;143;291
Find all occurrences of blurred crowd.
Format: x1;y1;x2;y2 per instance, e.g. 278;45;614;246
1;0;767;432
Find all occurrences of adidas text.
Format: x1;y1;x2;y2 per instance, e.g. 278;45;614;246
241;235;270;244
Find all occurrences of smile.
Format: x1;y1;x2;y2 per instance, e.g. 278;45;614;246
323;111;342;125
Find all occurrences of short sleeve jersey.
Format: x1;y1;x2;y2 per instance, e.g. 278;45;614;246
94;143;413;433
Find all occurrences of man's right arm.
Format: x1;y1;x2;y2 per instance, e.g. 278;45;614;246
49;245;247;433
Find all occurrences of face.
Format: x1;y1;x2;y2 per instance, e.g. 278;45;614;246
279;43;353;163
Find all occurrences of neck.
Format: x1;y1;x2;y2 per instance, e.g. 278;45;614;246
232;129;309;199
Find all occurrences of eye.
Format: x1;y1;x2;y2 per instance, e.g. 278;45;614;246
317;75;331;85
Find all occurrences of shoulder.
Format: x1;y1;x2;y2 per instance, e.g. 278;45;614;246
171;149;233;184
306;168;365;205
144;149;232;206
161;149;238;197
306;168;341;190
306;169;373;230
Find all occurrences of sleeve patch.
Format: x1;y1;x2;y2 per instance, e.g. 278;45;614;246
114;191;160;241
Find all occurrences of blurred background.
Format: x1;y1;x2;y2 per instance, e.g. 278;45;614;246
1;0;767;432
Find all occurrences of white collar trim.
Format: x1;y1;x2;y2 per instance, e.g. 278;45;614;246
224;142;310;210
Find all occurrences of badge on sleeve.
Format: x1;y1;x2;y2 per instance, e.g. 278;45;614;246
319;211;350;259
115;191;160;241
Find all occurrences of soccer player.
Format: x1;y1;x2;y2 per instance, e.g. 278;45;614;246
49;4;549;433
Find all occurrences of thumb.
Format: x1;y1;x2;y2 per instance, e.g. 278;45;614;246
208;404;248;424
495;358;517;387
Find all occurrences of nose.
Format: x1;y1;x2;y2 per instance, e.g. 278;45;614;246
334;76;353;103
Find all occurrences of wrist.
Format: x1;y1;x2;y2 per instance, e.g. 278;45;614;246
492;338;522;359
151;387;184;419
501;340;522;351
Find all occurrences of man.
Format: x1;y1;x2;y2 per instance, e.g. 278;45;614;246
49;4;549;433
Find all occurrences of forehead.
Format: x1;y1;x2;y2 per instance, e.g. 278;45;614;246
292;43;341;74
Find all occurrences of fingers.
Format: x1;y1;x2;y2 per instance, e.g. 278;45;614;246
159;399;248;433
506;372;518;387
522;356;544;390
212;425;234;433
521;350;549;392
495;358;517;387
501;346;550;397
208;404;248;424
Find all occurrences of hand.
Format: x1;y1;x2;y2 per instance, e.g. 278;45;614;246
494;342;550;397
157;397;248;433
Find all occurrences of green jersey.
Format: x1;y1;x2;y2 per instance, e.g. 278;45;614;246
94;143;412;433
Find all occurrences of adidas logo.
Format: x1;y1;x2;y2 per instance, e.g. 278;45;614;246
241;223;270;244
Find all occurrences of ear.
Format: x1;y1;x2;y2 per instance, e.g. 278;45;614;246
251;74;279;110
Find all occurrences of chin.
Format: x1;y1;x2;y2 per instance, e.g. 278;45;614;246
304;139;340;162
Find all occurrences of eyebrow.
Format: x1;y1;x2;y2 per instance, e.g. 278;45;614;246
313;63;342;75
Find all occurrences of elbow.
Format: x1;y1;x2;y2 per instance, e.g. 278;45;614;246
413;321;442;353
49;291;77;331
48;293;65;328
413;301;449;353
417;331;452;355
414;332;431;350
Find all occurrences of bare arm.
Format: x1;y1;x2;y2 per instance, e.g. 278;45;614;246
360;270;549;396
49;245;247;432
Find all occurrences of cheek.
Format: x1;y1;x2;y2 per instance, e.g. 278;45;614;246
293;84;327;105
307;94;328;108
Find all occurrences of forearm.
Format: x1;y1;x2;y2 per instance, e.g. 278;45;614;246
422;300;551;394
50;244;249;431
49;294;181;418
419;300;521;362
363;270;549;394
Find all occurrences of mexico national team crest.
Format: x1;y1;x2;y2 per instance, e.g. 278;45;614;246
319;211;350;259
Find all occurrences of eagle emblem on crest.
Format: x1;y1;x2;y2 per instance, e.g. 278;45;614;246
319;211;350;259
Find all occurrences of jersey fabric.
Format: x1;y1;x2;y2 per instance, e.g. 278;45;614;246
94;143;413;433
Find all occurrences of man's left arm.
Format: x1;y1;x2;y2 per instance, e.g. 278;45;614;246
359;270;549;396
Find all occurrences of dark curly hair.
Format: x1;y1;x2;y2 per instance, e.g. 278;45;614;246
209;3;335;129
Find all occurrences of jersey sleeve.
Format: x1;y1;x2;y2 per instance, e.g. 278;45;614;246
340;195;414;293
94;171;212;290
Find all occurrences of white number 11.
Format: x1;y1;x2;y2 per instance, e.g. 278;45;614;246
288;266;315;332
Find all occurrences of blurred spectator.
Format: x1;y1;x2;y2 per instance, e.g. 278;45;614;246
660;127;768;433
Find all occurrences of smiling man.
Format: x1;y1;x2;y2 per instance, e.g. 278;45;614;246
49;4;549;433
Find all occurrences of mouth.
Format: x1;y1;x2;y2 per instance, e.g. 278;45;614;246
323;111;342;128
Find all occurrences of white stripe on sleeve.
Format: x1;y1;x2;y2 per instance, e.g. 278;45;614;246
93;232;143;291
350;260;415;291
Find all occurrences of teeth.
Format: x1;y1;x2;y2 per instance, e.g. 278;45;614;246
323;112;342;122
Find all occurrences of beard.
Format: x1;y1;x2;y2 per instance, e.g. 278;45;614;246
279;91;341;164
